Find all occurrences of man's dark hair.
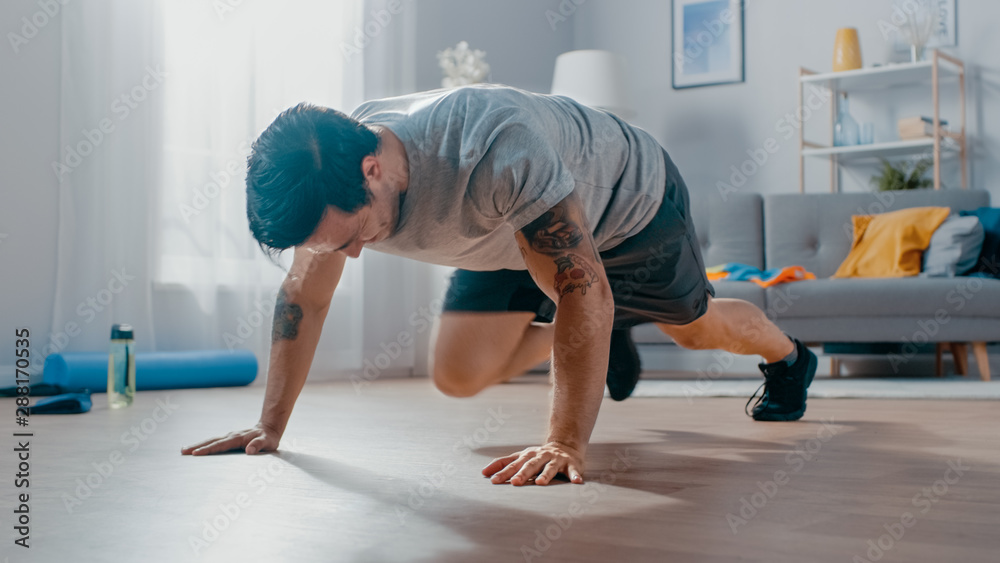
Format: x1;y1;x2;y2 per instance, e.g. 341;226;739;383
246;102;380;261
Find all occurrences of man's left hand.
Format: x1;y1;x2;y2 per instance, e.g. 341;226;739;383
482;442;585;486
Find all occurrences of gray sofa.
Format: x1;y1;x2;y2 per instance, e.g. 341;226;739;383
634;189;998;380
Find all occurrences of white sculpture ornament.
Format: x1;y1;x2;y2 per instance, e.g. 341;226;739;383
437;41;491;88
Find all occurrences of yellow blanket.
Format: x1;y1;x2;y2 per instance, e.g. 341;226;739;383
833;206;951;278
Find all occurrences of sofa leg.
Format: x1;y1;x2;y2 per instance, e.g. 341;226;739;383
935;343;944;377
972;342;991;382
950;342;969;376
830;357;841;378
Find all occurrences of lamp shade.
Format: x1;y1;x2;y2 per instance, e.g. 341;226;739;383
551;50;633;118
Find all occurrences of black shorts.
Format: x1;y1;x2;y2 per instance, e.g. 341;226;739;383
442;150;716;329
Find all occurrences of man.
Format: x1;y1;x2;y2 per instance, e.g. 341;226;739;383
182;85;817;486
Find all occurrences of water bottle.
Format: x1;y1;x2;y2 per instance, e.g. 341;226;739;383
107;323;135;408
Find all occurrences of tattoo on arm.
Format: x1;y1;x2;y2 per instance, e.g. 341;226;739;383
272;287;304;342
553;254;599;297
519;196;605;298
521;206;584;254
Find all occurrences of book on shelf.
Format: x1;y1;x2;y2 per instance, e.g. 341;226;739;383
898;116;948;140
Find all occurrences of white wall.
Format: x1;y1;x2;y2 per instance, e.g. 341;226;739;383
0;0;63;372
411;0;575;93
573;0;1000;198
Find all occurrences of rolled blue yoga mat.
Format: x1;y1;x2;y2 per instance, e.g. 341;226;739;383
43;350;258;391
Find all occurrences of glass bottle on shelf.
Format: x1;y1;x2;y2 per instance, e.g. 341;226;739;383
834;92;860;147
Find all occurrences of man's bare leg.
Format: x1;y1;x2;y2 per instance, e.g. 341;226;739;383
431;312;554;397
657;296;793;362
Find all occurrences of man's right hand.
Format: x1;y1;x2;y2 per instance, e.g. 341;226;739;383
180;421;282;456
181;248;344;458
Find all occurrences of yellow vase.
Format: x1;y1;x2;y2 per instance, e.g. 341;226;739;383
833;28;862;72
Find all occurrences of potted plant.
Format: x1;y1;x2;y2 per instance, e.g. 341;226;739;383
871;158;933;192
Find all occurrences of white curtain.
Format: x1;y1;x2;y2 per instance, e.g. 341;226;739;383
50;0;375;383
51;0;164;365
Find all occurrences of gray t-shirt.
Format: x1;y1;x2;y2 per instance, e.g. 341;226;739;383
350;84;666;271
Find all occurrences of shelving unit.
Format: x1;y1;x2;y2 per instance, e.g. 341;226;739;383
798;51;967;193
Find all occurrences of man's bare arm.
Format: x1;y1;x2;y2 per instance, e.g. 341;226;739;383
257;247;346;436
182;246;346;455
482;191;615;485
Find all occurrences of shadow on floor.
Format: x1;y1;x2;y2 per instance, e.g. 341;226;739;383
273;418;996;562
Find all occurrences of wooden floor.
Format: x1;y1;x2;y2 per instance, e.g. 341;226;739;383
3;377;999;562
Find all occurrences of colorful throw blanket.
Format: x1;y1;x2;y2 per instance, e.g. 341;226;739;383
706;263;816;288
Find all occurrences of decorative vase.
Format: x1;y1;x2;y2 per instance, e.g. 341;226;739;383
832;28;862;72
896;0;938;63
834;93;860;147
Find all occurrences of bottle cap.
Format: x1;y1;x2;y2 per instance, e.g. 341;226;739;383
111;323;134;340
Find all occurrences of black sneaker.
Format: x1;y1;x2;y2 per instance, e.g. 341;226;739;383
607;328;641;401
746;337;816;421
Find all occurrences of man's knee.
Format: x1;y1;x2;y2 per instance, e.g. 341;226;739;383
432;364;486;398
670;329;711;350
663;323;715;351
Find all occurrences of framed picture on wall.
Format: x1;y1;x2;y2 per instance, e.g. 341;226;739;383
671;0;745;89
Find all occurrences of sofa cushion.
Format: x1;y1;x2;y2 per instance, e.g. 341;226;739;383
765;190;990;278
960;207;1000;278
832;206;950;278
774;316;1000;343
765;277;1000;318
922;215;985;277
712;280;767;309
690;192;763;269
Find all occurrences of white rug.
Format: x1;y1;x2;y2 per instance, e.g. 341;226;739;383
628;378;1000;400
